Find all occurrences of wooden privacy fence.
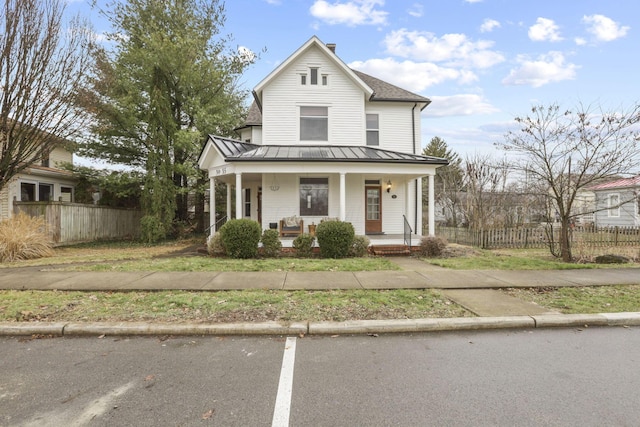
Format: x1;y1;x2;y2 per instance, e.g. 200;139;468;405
14;202;142;245
436;225;640;249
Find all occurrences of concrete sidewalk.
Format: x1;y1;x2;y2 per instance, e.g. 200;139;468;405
1;257;639;336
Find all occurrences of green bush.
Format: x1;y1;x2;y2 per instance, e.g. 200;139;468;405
0;213;53;262
292;233;315;257
350;235;370;257
206;232;226;257
219;219;261;259
419;236;448;257
316;220;355;258
261;229;282;258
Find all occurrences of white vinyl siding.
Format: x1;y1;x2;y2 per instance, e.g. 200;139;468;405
608;194;620;217
261;45;364;146
365;102;416;153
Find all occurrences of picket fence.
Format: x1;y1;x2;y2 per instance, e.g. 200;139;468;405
14;201;142;245
436;225;640;249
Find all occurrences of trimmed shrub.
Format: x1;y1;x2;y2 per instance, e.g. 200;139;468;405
292;233;315;258
261;229;282;258
350;235;370;257
219;219;261;259
206;232;226;257
316;220;355;258
0;213;54;262
419;236;448;257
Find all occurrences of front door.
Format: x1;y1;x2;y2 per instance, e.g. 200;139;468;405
365;186;382;234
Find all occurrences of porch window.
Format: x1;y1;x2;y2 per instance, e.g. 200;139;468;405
366;114;379;146
61;186;73;202
299;177;328;216
39;183;53;202
300;106;328;141
244;188;251;217
608;193;620;217
20;183;35;201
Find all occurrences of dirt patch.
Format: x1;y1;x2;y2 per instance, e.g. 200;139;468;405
442;243;482;258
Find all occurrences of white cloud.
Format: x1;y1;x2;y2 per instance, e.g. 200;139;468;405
383;29;505;69
464;0;483;3
426;94;500;117
310;0;388;26
574;37;587;46
264;0;281;4
528;17;563;42
350;58;477;92
582;14;629;42
408;3;423;18
480;19;500;33
502;51;578;87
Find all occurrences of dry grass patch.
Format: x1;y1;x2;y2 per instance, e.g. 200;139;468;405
0;213;53;262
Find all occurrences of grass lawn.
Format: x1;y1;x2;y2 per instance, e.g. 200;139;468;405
1;239;638;323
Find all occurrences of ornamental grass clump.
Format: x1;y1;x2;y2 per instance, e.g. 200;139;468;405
316;220;355;258
0;213;54;262
218;219;261;259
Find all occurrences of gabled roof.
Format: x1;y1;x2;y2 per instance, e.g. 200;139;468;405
206;135;448;166
252;36;373;108
588;175;640;191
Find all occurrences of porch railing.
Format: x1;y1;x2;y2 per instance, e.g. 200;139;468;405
205;215;228;235
403;215;412;248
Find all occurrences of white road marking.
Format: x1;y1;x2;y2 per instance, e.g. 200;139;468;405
272;337;297;427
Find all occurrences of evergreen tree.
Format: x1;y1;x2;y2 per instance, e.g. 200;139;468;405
80;0;253;240
422;137;464;227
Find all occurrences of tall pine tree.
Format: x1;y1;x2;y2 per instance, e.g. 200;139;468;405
422;137;464;227
80;0;252;240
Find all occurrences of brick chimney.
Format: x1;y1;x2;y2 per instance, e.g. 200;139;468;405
326;43;336;53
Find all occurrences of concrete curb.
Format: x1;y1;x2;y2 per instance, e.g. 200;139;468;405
1;313;639;337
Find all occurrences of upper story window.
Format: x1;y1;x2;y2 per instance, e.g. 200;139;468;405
300;67;328;86
366;114;379;146
608;193;620;217
300;106;328;141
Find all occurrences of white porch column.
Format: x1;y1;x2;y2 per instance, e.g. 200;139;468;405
416;177;423;235
339;173;346;221
209;177;216;235
428;174;435;236
226;183;232;220
235;173;242;219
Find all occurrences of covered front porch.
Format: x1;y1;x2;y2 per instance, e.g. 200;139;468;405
199;135;447;239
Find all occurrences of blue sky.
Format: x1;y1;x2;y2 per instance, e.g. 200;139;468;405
67;0;638;157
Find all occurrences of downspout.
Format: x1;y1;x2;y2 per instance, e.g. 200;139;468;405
412;103;418;232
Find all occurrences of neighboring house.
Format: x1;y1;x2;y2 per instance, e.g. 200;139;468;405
589;176;640;227
0;144;76;220
198;36;448;244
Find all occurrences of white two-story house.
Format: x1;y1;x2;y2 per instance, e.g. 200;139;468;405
198;36;448;245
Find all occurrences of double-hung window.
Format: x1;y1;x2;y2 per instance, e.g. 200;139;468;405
300;177;328;216
366;114;379;146
608;194;620;217
300;106;328;141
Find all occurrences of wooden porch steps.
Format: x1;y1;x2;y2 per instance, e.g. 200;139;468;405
370;244;411;256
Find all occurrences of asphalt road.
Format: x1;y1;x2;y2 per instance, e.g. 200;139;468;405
1;327;639;426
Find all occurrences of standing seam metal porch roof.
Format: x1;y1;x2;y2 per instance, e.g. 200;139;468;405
208;135;448;165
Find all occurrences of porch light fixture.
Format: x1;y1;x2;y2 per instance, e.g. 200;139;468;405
386;180;392;193
270;174;280;191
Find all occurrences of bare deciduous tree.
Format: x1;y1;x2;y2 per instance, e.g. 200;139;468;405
497;102;640;261
0;0;92;193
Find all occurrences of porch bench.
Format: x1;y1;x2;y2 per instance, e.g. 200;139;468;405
279;216;304;237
